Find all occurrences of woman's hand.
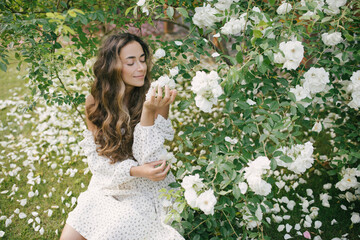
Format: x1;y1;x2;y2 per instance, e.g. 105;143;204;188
130;160;171;181
143;85;177;113
140;85;177;126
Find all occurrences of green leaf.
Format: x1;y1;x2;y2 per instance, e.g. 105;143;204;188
236;51;243;64
176;7;189;18
280;155;293;163
125;6;134;16
168;182;181;188
270;158;277;170
167;7;174;19
60;1;67;8
177;100;191;111
253;29;263;38
288;92;296;102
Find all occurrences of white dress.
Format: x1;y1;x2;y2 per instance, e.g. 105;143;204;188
66;115;184;240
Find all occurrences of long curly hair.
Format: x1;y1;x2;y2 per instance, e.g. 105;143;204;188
87;33;152;163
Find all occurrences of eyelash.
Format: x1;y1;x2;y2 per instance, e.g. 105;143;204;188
127;60;146;66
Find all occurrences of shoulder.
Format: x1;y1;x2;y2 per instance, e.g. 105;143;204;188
85;95;95;107
85;95;97;132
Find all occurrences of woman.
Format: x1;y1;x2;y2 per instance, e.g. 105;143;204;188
60;33;184;240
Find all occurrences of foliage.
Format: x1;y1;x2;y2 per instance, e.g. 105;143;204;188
1;0;360;239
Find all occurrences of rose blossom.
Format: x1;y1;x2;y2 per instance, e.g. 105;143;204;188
322;32;343;46
277;2;292;15
302;67;330;94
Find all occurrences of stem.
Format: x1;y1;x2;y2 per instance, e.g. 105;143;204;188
255;122;268;158
156;18;190;31
221;210;239;238
187;219;207;237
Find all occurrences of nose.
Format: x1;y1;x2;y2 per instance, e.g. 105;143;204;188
137;61;146;71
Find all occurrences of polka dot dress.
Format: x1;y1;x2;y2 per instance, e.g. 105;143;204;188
66;115;184;240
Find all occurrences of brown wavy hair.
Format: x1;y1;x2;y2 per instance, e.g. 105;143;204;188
87;33;152;163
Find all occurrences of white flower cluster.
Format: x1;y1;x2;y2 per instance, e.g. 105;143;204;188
276;40;304;70
289;67;330;107
240;205;263;230
277;2;292;15
302;67;330;94
181;174;217;215
324;0;347;15
214;0;239;12
191;71;223;113
321;32;343;46
335;167;360;191
275;142;314;174
145;74;176;101
347;70;360;109
220;16;247;36
244;156;272;196
192;4;221;29
153;48;166;59
136;0;149;15
300;0;325;18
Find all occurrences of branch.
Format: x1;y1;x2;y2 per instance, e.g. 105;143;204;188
54;68;86;125
155;18;190;30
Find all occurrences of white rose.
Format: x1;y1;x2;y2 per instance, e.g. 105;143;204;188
221;17;247;36
351;212;360;224
211;52;220;57
274;52;286;64
302;67;330;94
174;41;183;46
215;0;238;11
193;4;220;29
279;40;304;62
196;189;217;215
290;85;311;102
141;6;149;15
169;66;179;76
279;40;304;70
184;188;198;208
136;0;146;6
350;91;360;108
181;174;204;191
195;95;215;113
350;70;360;90
246;99;256;105
312;121;322;133
321;32;343;46
225;136;238;144
326;0;347;8
277;2;292;15
154;48;165;58
238;182;248;194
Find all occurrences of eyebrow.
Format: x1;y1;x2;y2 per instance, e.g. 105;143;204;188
125;53;145;60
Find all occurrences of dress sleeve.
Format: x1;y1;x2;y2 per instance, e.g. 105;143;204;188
132;114;175;165
79;130;138;189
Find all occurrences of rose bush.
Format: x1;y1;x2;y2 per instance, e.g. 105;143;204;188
1;0;359;239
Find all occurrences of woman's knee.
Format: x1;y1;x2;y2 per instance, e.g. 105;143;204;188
60;224;86;240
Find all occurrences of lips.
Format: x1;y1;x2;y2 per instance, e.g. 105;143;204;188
134;75;145;78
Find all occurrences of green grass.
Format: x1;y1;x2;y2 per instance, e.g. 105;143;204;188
0;54;91;239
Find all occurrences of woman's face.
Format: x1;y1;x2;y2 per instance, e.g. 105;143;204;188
119;41;147;92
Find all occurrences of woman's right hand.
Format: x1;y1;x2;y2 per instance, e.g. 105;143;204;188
143;85;177;113
130;160;171;181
